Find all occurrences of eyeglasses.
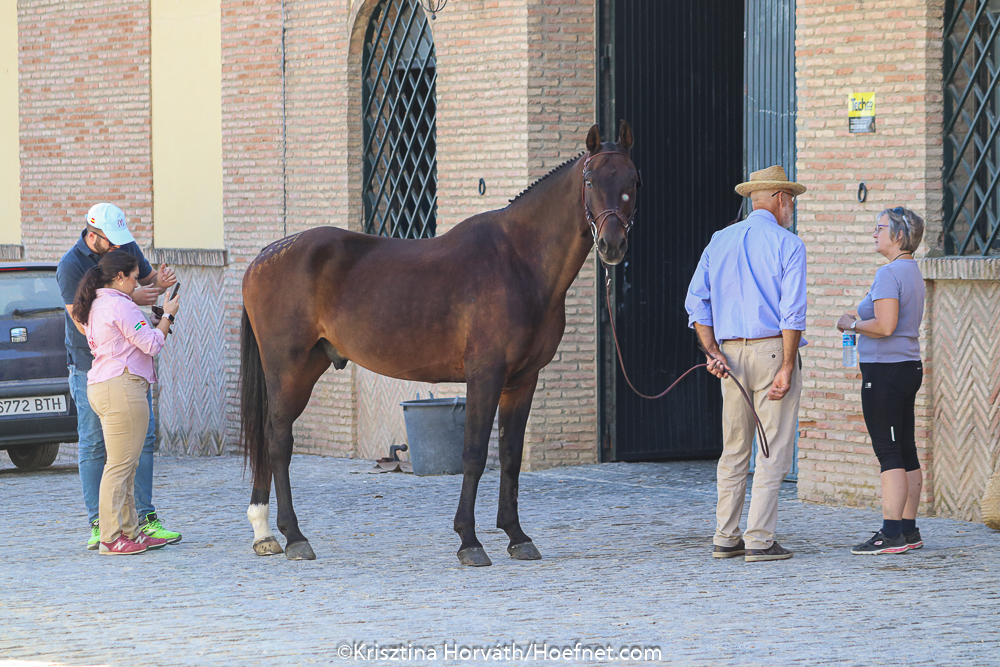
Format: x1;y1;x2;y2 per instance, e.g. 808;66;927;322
874;223;889;235
90;230;118;247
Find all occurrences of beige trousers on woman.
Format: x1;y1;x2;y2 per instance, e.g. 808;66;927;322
88;370;150;544
715;338;801;551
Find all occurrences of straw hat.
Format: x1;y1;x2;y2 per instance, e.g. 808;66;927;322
735;165;806;198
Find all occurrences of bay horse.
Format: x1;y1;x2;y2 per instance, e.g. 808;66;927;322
240;121;641;565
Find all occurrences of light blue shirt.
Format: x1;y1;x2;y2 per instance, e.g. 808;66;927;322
685;209;807;343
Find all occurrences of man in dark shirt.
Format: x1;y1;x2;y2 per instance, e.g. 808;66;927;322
57;202;182;550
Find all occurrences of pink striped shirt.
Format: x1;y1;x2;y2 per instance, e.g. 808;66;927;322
85;288;166;385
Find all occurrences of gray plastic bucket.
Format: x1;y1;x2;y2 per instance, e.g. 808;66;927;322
399;397;466;476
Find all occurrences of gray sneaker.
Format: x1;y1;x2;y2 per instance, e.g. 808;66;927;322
712;539;746;559
745;541;793;562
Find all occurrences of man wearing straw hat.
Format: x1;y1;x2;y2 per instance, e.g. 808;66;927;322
685;165;807;562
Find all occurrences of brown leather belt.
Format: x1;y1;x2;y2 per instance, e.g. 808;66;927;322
722;334;782;343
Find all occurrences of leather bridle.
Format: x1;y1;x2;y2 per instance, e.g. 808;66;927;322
582;151;641;246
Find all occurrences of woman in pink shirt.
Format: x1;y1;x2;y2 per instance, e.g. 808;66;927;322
71;250;180;555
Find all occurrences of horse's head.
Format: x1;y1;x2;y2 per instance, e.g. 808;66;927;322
583;120;641;266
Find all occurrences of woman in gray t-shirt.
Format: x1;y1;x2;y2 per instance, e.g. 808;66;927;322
836;207;926;556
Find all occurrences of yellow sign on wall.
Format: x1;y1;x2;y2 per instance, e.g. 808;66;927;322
848;92;876;134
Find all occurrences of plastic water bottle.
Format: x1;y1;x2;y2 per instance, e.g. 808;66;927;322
842;333;857;367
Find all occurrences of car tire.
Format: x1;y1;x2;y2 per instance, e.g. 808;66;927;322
7;443;60;470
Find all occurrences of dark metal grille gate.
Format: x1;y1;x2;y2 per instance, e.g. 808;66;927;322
745;0;798;228
598;1;745;460
744;0;799;480
362;0;437;239
598;1;797;462
943;0;1000;256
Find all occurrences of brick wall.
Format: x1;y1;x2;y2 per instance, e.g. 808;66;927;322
219;0;288;453
14;0;602;471
522;0;598;469
794;0;944;510
919;262;1000;522
18;1;152;261
434;0;529;231
281;0;357;456
217;0;601;466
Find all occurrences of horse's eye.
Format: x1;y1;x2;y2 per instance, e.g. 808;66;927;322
586;180;593;188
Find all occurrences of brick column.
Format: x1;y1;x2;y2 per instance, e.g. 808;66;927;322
220;0;289;450
522;0;598;469
794;0;944;510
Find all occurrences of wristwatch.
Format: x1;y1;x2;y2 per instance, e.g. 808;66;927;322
166;313;175;323
850;320;857;330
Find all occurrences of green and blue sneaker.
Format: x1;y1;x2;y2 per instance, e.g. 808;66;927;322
86;519;100;551
139;513;181;544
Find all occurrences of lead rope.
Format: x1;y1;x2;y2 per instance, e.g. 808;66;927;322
602;265;770;458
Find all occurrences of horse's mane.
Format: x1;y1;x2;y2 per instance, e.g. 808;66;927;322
507;152;585;205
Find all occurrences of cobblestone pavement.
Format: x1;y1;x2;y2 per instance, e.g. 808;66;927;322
1;452;998;667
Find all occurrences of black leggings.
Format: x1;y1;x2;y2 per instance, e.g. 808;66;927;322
860;361;923;472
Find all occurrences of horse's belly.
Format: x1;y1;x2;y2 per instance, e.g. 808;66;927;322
351;353;465;385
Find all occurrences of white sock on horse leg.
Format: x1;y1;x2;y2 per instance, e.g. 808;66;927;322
247;503;276;544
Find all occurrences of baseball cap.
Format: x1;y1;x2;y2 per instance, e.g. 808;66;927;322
86;203;135;246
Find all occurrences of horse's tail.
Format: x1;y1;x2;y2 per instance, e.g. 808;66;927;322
240;307;270;488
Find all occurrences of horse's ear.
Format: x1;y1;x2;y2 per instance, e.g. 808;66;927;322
586;124;602;154
617;120;634;152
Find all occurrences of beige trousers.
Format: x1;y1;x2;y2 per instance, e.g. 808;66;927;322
715;338;801;550
88;370;150;544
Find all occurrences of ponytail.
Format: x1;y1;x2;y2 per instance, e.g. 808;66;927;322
72;250;138;325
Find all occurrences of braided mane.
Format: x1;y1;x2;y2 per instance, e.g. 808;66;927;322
507;152;585;204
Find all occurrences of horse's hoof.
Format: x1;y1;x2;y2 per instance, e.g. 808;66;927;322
457;547;492;567
507;541;542;560
253;536;283;556
284;540;316;560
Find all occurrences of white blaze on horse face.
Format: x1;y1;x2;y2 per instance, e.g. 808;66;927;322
247;503;276;543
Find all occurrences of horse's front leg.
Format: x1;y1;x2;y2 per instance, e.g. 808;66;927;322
247;471;283;555
454;367;505;567
496;373;542;560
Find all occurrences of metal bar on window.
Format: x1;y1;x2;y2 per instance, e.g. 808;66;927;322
944;16;1000;137
365;35;436;227
362;0;437;239
943;0;1000;256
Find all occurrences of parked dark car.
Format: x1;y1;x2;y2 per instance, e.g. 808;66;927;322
0;262;77;469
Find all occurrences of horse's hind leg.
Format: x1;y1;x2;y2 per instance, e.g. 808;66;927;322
268;344;331;561
454;367;505;566
247;472;282;555
269;417;315;560
497;374;542;561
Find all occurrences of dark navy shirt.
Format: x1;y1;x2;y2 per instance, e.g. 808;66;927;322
56;230;152;372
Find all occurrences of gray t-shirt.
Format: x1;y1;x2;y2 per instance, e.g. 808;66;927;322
857;259;925;363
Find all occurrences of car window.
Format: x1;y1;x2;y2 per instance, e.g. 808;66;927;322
0;271;66;317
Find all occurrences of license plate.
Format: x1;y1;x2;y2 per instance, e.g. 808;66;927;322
0;395;68;416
